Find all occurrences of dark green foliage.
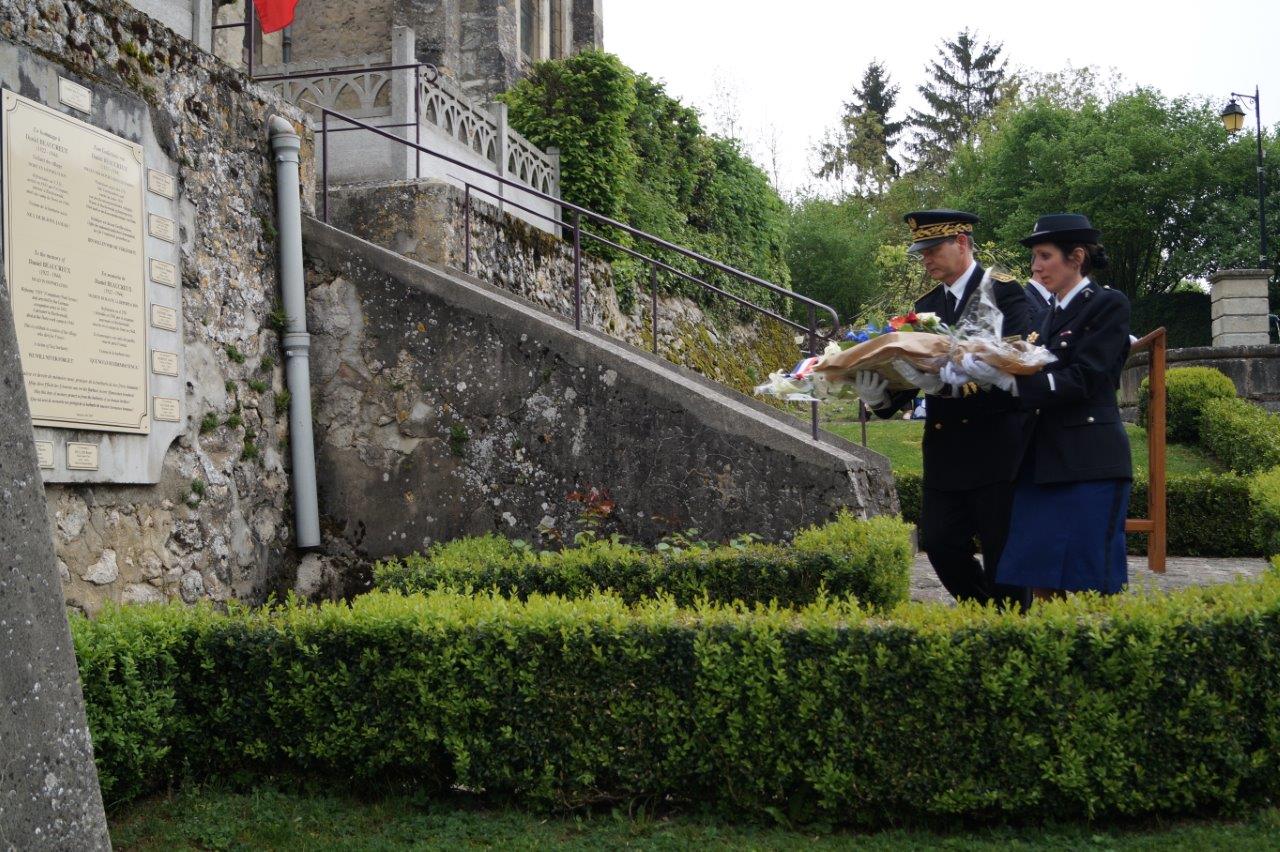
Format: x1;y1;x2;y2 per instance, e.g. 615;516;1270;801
273;390;291;411
786;196;892;321
374;513;913;611
247;379;268;394
1138;366;1236;443
448;424;468;457
815;61;904;191
895;472;922;527
1127;473;1261;557
909;29;1007;170
501;52;789;310
198;412;218;434
224;344;245;365
74;574;1280;821
1130;291;1211;349
224;412;243;430
1248;467;1280;557
1199;398;1280;474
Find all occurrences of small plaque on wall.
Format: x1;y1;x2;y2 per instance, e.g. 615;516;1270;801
148;214;176;243
151;349;179;376
153;397;181;422
35;441;55;469
146;168;176;199
57;77;92;113
67;442;100;471
149;258;177;287
150;304;178;331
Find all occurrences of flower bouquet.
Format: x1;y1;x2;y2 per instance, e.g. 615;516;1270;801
756;272;1057;402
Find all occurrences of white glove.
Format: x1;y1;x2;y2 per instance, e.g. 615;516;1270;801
892;359;943;395
961;353;1017;394
939;362;971;389
852;370;890;408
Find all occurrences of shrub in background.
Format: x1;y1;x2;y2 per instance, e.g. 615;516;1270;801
1249;465;1280;557
1127;473;1261;557
374;514;913;611
74;577;1280;823
1138;366;1236;443
1199;397;1280;475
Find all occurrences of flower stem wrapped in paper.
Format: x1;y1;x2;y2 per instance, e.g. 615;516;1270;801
755;270;1056;402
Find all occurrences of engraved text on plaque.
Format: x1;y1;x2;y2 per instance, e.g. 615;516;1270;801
2;91;149;434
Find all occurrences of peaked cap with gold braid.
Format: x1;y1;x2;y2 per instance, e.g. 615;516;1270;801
904;209;980;252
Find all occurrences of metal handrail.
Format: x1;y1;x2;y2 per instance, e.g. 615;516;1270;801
307;100;839;439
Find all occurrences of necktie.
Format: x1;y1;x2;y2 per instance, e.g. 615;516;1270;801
946;291;958;323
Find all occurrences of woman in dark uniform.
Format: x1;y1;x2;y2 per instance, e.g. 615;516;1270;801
960;214;1132;599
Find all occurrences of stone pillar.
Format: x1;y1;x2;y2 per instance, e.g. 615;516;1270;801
0;273;110;847
490;99;509;214
1210;268;1272;347
570;0;603;52
391;25;418;180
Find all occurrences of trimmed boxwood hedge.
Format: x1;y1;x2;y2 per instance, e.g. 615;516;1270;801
1199;397;1280;475
1138;366;1236;444
75;575;1280;823
374;513;913;611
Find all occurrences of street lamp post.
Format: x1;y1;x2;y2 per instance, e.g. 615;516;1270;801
1221;87;1268;268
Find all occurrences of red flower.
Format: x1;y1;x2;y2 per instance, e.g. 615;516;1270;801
904;311;919;324
888;315;906;330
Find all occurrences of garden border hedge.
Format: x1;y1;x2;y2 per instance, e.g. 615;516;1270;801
373;514;913;611
77;575;1280;824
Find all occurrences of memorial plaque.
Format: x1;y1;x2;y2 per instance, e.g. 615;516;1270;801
35;441;54;469
57;77;92;114
150;304;178;331
153;397;180;422
149;257;176;287
150;349;178;376
148;213;175;243
2;91;149;434
66;442;100;471
146;168;176;199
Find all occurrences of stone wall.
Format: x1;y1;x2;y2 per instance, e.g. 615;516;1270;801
327;180;800;402
1121;344;1280;419
303;216;894;579
0;0;313;614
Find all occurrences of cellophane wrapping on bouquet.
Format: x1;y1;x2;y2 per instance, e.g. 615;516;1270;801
755;271;1057;402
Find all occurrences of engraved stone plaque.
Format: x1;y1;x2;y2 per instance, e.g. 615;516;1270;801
35;441;54;469
153;397;180;422
149;257;176;287
146;168;175;199
57;77;92;114
2;90;150;434
66;442;100;471
147;213;175;243
150;349;178;376
150;304;177;331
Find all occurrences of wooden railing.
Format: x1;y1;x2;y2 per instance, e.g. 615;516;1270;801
1125;327;1167;572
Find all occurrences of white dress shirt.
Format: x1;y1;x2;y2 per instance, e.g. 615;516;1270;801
945;260;979;303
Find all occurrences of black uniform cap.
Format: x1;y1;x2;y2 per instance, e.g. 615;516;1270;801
904;209;980;253
1019;213;1101;247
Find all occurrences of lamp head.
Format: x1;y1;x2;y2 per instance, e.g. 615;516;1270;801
1221;98;1247;134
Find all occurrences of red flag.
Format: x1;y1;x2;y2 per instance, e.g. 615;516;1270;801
253;0;299;34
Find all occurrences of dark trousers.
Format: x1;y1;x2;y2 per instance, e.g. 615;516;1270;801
920;481;1029;609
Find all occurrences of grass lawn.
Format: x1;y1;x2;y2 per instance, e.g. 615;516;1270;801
818;402;1219;478
108;785;1280;850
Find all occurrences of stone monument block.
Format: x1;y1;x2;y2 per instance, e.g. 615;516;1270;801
1209;268;1271;347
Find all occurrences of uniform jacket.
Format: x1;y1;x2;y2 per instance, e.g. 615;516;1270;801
1015;280;1132;485
873;263;1032;491
1024;283;1052;330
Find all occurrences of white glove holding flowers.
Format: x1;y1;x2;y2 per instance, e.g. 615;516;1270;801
938;362;971;390
961;353;1017;394
892;359;944;395
852;370;889;408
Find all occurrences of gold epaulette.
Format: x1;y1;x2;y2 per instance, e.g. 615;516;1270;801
990;270;1016;283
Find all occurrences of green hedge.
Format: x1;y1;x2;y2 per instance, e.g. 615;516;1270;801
373;513;913;611
75;577;1280;822
1138;366;1236;444
895;472;1263;558
1127;473;1262;557
1249;466;1280;557
1199;397;1280;475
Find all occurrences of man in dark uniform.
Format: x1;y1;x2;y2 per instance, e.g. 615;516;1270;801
1025;275;1054;330
852;210;1031;608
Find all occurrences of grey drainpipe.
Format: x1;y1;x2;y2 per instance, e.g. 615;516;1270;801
268;115;321;548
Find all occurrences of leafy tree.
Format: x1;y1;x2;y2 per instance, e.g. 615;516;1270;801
909;29;1007;171
951;88;1278;300
787;196;891;321
815;61;905;193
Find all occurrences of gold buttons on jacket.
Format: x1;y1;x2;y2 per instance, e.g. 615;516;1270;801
934;422;943;430
1087;416;1095;423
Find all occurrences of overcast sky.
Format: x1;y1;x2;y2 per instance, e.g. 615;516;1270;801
602;0;1280;197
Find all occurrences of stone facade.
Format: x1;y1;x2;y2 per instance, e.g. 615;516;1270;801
1120;344;1280;418
1210;268;1272;347
303;217;895;579
0;0;314;614
327;180;801;400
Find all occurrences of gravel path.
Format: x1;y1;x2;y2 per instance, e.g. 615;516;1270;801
910;554;1272;604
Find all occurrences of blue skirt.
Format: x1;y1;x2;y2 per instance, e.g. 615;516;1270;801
995;477;1131;594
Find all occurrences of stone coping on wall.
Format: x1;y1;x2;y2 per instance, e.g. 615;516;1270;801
1120;343;1280;417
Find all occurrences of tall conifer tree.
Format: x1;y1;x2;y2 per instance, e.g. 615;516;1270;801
908;29;1007;171
815;61;904;194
